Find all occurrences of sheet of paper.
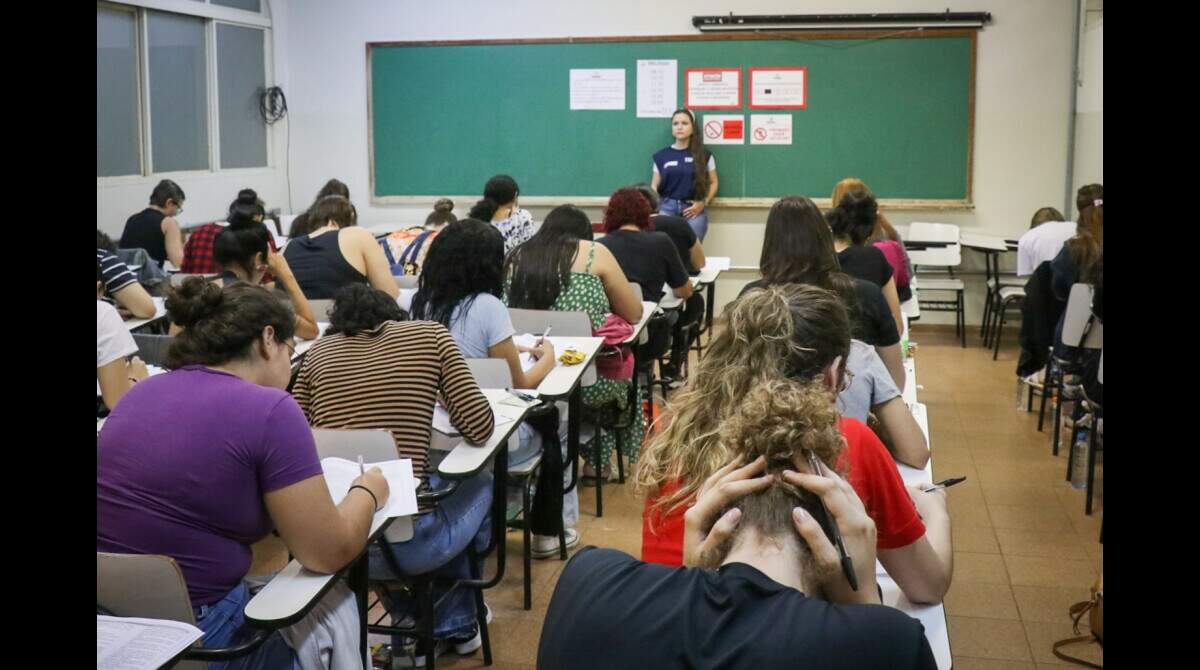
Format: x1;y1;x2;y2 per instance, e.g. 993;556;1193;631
97;615;203;670
321;457;418;518
570;68;625;110
686;68;741;108
636;59;677;118
512;333;542;371
701;115;745;145
433;393;525;437
749;67;807;108
749;114;793;145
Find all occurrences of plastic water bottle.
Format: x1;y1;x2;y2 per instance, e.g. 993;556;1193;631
1015;377;1026;409
1070;427;1089;489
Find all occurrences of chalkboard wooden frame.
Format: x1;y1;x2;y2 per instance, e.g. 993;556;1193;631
366;29;977;210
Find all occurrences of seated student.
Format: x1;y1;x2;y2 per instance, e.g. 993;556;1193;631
98;278;390;669
740;196;905;391
838;339;930;469
97;230;156;319
181;188;278;276
827;190;906;337
97;260;148;412
469;175;535;254
1051;200;1103;357
1018;184;1102;277
291;283;495;662
381;197;457;276
637;284;952;604
282;194;399;300
287;178;350;239
598;187;693;305
213;226;320;340
632;183;705;383
504;204;645;549
832;177;914;303
541;384;937;670
120;179;186;268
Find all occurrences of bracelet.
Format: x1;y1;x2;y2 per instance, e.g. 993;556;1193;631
348;484;380;512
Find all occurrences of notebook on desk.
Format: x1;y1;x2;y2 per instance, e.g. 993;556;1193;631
97;615;203;670
321;457;418;519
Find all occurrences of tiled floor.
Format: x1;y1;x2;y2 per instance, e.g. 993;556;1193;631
261;326;1104;668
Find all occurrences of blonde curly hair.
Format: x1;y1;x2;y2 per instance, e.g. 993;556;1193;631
636;283;852;520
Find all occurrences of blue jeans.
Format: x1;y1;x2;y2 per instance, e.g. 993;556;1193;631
193;582;297;670
368;471;492;641
660;197;710;241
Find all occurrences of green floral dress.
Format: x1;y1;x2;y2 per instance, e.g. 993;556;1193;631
504;243;644;467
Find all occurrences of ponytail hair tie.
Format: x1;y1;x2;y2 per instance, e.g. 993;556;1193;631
1093;198;1103;207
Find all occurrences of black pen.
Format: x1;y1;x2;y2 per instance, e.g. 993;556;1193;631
806;450;858;592
923;476;967;492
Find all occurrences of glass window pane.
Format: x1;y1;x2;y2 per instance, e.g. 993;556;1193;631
148;12;209;172
213;0;262;11
217;24;267;168
97;7;140;177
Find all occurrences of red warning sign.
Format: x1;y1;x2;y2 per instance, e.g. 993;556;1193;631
723;120;743;140
704;121;722;139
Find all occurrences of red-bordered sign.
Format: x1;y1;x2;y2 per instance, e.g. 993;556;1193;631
684;67;742;110
748;66;808;110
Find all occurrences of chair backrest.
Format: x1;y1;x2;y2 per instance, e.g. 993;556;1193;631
132;333;172;367
466;358;515;388
907;222;960;244
307;299;335;320
1062;283;1103;349
97;552;196;624
311;428;399;462
506;309;592;337
394;274;419;290
628;282;643;300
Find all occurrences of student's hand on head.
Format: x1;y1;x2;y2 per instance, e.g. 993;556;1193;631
682;455;771;568
782;466;880;605
265;250;292;276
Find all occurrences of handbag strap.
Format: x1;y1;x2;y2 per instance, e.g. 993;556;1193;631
1051;598;1101;668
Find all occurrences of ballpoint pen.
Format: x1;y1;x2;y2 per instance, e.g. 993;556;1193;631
806;450;858;591
358;454;365;476
923;476;966;492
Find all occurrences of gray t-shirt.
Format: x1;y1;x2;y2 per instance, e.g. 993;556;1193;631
446;292;515;358
837;339;901;422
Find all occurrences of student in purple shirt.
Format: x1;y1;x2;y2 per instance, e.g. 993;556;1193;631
98;278;390;669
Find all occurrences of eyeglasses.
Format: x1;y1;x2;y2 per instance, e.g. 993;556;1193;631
282;339;296;358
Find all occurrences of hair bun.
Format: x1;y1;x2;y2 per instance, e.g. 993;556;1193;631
433;198;454;213
236;188;258;205
166;277;224;328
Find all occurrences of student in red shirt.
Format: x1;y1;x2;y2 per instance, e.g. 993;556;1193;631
180;188;277;280
637;283;953;604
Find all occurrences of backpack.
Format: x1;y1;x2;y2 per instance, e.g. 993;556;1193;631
381;228;437;276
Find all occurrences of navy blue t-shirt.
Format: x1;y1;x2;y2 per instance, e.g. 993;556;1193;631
652;145;715;201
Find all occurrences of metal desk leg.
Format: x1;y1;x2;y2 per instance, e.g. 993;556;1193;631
704;281;716;349
348;553;368;664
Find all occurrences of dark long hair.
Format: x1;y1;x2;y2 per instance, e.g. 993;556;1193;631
671;109;711;201
505;205;592;309
410;219;505;327
289;179;352;237
826;190;878;245
1067;203;1103;284
214;226;268;276
758;196;863;332
469;175;519;222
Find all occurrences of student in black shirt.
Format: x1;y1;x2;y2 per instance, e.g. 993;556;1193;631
828;191;905;337
738;196;904;391
597;187;692;304
633;183;705;383
539;381;937;670
120;179;186;268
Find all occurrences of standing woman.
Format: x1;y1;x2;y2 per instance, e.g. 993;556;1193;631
650;109;719;241
469;175;535;254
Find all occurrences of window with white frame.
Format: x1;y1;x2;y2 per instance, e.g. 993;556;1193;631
97;0;272;178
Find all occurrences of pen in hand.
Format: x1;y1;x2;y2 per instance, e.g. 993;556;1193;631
537;326;552;347
807;450;858;592
358;455;365;476
923;476;966;492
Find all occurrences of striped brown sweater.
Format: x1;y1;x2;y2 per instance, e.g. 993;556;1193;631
291;320;494;512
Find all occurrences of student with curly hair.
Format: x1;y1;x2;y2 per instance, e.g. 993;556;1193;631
637;283;952;604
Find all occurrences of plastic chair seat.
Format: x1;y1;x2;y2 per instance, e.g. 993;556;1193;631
917;278;964;291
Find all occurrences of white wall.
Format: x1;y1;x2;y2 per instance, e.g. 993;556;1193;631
96;0;294;237
1071;5;1102;216
278;0;1078;324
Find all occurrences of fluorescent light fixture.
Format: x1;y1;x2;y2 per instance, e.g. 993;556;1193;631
693;12;991;32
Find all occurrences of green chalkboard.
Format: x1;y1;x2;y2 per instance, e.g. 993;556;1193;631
368;32;975;203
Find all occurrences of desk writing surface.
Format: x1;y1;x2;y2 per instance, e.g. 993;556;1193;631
436;389;531;475
960;232;1009;253
532;336;603;398
124;297;167;332
624;300;658;345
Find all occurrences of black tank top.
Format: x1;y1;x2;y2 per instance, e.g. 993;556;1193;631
282;229;368;299
120;208;168;264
